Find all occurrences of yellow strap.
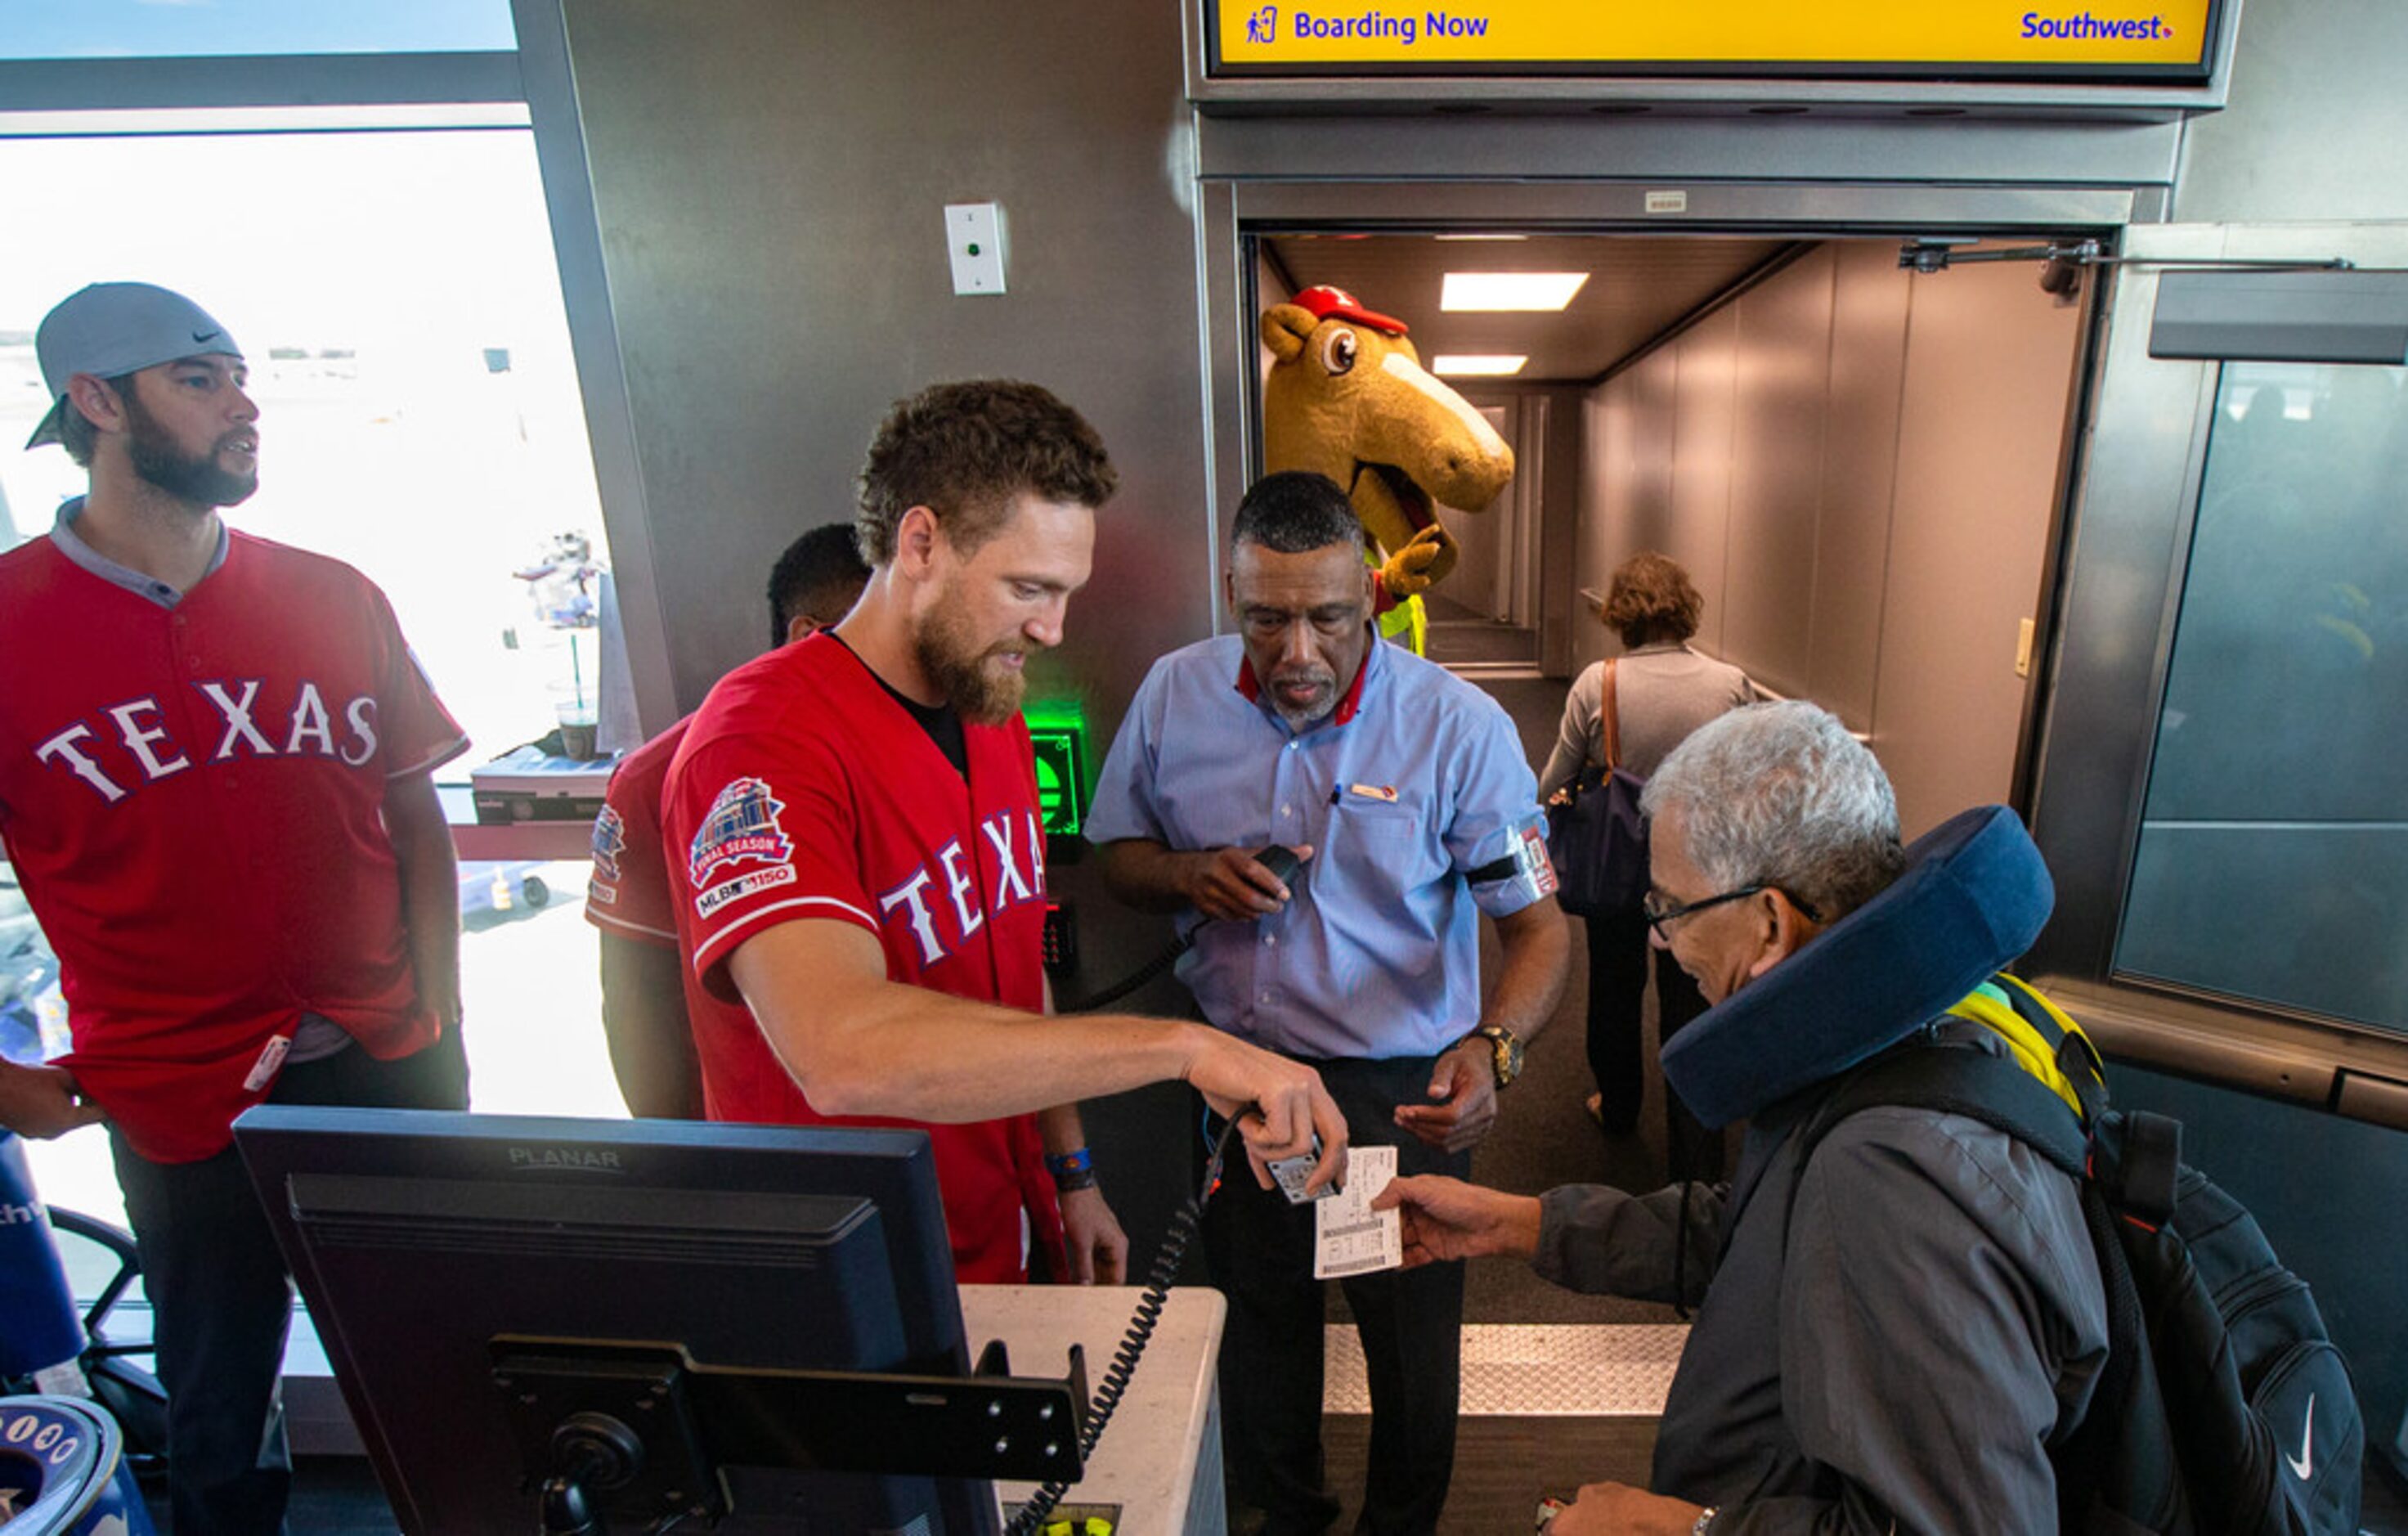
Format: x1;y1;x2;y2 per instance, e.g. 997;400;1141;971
1942;973;2103;1121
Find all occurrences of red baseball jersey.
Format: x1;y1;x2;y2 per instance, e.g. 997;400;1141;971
661;634;1063;1282
585;716;687;949
0;528;467;1163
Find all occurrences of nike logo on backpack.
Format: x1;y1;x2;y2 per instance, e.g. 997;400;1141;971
2285;1395;2316;1480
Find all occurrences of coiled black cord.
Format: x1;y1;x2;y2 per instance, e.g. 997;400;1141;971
1049;932;1194;1015
1002;1116;1238;1536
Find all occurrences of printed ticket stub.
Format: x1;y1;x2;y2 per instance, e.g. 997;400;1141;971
1313;1143;1401;1279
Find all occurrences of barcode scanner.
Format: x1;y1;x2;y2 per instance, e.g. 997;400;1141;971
1253;843;1303;890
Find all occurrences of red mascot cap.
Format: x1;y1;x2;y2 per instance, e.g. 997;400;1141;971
1291;285;1409;337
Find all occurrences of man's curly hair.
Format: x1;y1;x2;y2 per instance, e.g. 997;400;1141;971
855;380;1117;564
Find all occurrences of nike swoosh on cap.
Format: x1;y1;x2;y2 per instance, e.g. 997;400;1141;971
2285;1394;2316;1480
192;329;222;343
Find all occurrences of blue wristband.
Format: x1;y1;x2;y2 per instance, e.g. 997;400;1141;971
1045;1147;1096;1190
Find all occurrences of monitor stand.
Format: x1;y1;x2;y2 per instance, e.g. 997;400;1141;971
494;1337;1088;1534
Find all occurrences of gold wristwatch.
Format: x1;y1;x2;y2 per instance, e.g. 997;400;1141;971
1463;1024;1524;1089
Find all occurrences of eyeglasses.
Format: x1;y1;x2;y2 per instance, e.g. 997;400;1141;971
1641;883;1821;940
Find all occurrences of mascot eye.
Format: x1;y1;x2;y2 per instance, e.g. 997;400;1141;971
1320;328;1358;376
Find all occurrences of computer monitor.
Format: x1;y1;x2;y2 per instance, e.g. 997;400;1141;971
235;1107;1084;1535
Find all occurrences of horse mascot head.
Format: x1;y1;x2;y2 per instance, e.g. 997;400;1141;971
1261;285;1516;652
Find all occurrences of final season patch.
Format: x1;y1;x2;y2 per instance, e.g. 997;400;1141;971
689;776;794;887
590;803;627;883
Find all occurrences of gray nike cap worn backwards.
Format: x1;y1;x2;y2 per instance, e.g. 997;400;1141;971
25;282;244;451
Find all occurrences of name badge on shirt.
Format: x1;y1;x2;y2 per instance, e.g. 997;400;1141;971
1347;783;1400;803
244;1034;293;1093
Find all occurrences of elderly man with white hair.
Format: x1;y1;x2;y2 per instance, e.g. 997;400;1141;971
1377;701;2110;1535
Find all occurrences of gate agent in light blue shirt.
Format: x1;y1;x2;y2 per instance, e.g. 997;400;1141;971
1088;469;1570;1535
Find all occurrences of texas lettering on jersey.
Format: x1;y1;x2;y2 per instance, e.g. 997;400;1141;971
875;807;1048;967
31;679;379;804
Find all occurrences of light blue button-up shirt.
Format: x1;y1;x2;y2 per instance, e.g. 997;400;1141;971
1087;632;1549;1061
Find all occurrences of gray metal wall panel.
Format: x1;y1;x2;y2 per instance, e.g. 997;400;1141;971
1721;245;1833;699
554;0;1213;719
1668;308;1738;656
1572;380;1629;676
1810;240;1910;732
1538;382;1587;676
2173;0;2408;223
1626;351;1679;574
1873;258;2083;837
1576;241;2077;834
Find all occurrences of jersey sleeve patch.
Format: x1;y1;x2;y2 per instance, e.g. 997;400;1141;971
696;864;798;918
590;802;628;883
688;776;794;887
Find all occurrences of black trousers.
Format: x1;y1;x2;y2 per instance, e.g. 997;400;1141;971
1198;1055;1469;1536
1583;909;1724;1181
110;1027;469;1536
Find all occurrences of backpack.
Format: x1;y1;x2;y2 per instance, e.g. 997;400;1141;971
1792;975;2364;1536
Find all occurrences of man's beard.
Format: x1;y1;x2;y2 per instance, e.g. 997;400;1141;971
124;395;258;508
1266;663;1339;729
912;599;1028;726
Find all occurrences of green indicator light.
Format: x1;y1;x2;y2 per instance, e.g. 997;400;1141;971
1022;700;1090;839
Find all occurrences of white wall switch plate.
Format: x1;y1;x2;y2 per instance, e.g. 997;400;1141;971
946;202;1007;296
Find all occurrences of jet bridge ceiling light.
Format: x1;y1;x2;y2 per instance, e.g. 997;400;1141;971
1441;272;1590;311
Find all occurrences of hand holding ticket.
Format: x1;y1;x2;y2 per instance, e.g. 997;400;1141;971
1313;1144;1402;1279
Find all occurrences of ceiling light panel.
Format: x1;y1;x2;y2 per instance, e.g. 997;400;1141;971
1432;355;1528;376
1442;272;1590;311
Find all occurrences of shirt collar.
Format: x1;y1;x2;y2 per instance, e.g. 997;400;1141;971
50;496;230;610
1232;627;1381;731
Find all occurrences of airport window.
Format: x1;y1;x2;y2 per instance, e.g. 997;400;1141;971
1;115;634;1222
0;128;609;767
0;0;517;60
2116;361;2408;1037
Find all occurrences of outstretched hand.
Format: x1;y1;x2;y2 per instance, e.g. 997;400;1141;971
1186;1031;1349;1197
1370;1174;1543;1267
1392;1041;1496;1152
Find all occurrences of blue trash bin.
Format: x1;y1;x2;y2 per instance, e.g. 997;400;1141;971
0;1395;156;1534
0;1132;86;1387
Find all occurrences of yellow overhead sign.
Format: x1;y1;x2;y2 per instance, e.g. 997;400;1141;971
1213;0;2217;75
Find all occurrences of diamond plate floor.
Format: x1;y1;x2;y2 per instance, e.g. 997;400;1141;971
1325;1323;1690;1417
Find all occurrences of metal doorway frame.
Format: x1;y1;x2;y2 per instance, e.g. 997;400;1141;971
2023;220;2408;1121
1195;178;2140;676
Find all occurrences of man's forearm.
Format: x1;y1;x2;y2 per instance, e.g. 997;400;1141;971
387;775;461;1027
1094;838;1200;913
1482;900;1571;1043
732;921;1214;1121
599;933;702;1118
1037;1103;1087;1156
